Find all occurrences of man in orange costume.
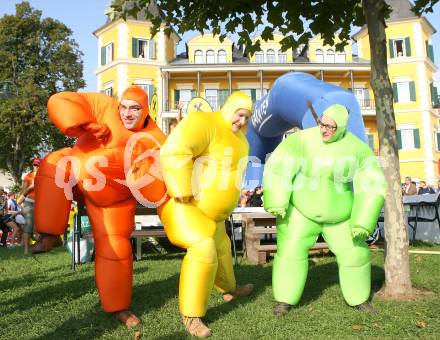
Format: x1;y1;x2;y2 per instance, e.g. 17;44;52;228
32;87;167;326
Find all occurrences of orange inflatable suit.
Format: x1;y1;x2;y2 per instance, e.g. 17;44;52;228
34;87;167;313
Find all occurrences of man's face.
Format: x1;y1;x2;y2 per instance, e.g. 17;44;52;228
319;115;337;141
420;181;426;188
119;99;143;130
231;109;251;133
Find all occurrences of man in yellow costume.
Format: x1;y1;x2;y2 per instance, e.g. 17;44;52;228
159;91;254;338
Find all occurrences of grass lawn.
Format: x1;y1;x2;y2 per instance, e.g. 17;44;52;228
1;243;439;339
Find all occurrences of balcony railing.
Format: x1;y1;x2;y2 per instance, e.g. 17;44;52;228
356;98;376;109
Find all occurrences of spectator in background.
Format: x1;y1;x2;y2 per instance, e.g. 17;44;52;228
0;187;21;247
7;192;23;245
239;189;250;207
417;181;435;195
249;186;264;207
402;176;417;196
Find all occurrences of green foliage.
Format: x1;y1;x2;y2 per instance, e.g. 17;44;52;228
0;1;84;183
0;247;439;338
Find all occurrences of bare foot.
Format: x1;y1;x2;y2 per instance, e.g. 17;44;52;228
115;310;141;327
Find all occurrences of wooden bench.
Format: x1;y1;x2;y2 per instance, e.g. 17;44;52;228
238;212;329;265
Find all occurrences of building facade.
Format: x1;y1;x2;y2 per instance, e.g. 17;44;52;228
94;0;439;184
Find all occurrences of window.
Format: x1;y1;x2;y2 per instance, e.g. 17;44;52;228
103;87;113;97
132;38;156;59
278;50;287;63
397;128;420;150
336;52;346;63
255;51;264;63
218;90;229;108
389;37;411;58
205;89;218;110
134;84;154;104
174;89;196;114
218;50;227;63
315;49;324;63
426;41;435;62
266;49;275;63
101;43;113;66
206;50;215;64
194;50;204;64
353;88;371;108
430;82;440;108
393;81;416;103
325;49;335;63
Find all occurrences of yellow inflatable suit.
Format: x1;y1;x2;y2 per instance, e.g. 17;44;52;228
159;91;253;319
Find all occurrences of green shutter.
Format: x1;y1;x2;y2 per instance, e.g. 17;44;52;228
250;89;257;102
111;43;114;62
437;132;440;151
393;82;398;102
149;39;156;59
174;89;180;106
409;81;416;101
132;38;138;57
389;39;395;58
429;44;434;62
397;130;402;149
148;85;154;104
191;90;196;98
101;46;106;65
414;128;420;148
405;37;411;57
367;134;375;150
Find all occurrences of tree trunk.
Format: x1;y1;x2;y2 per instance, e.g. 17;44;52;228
362;0;414;298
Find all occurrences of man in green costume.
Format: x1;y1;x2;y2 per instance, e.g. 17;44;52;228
263;104;386;315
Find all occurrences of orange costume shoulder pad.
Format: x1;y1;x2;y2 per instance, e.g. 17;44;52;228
48;92;119;137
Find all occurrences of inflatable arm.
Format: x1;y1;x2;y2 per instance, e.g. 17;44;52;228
159;112;210;198
350;147;386;234
262;134;302;216
48;92;115;137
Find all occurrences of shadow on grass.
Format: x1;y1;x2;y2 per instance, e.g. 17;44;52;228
153;331;189;340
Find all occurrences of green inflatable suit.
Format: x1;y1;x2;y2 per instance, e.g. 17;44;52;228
263;104;386;307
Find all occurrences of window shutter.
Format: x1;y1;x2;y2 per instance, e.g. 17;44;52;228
109;87;113;97
174;89;180;105
101;46;106;65
251;89;257;102
191;90;196;98
388;39;395;58
132;38;138;57
437;132;440;151
347;87;352;92
367;134;375;150
405;37;411;56
393;82;398;102
433;86;439;106
414;128;420;148
148;85;154;104
429;44;435;62
110;43;114;62
149;39;156;59
397;130;402;149
409;81;416;101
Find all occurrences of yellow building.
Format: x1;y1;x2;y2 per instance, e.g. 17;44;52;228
94;0;439;184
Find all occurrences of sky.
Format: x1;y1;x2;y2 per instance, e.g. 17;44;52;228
1;0;439;91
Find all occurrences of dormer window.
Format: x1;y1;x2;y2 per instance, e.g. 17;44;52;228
218;49;227;63
255;51;264;63
315;49;324;63
267;49;275;63
325;49;335;63
132;38;156;59
206;49;215;64
194;50;204;63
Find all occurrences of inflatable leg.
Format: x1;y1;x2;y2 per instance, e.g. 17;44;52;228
159;199;217;317
213;221;236;294
273;207;321;305
86;198;136;312
322;220;371;306
35;148;73;234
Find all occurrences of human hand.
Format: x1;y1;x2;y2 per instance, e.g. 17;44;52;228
82;122;110;144
268;208;286;219
351;227;369;241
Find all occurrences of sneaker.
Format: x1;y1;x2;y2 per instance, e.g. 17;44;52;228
353;301;377;314
115;310;141;327
223;283;254;302
182;316;212;338
31;234;63;254
273;302;292;316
